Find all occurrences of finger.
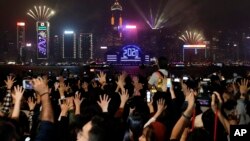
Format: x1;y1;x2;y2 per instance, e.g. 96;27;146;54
99;95;103;101
107;98;111;103
80;98;84;103
104;94;108;101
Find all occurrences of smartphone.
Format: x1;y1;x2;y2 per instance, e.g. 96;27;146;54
146;91;151;103
196;98;211;107
22;80;33;90
167;78;172;88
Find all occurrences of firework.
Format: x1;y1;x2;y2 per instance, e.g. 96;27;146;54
179;30;204;44
27;5;55;21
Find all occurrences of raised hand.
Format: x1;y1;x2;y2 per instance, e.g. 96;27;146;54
238;79;249;96
74;91;83;115
119;89;129;108
5;75;16;89
211;91;223;112
74;91;83;107
97;71;106;85
32;77;49;96
12;85;24;102
116;75;126;90
154;98;167;118
60;99;70;117
157;99;167;113
27;97;37;111
11;85;24;119
97;94;111;112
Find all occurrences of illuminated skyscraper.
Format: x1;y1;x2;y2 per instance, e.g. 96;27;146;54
27;5;55;60
79;33;93;63
111;0;123;39
62;31;76;59
17;22;25;62
51;35;60;61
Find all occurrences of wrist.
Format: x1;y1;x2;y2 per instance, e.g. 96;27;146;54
183;110;192;119
102;108;108;112
40;92;49;97
61;111;68;117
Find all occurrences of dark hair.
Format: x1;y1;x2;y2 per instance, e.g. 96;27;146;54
158;57;168;70
123;112;144;141
0;120;19;141
89;114;118;141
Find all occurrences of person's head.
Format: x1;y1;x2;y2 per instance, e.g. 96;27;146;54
77;114;117;141
0;120;19;141
123;111;145;141
157;57;168;70
182;79;198;97
139;122;166;141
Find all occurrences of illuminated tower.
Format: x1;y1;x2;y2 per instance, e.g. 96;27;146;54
16;22;25;62
27;5;55;60
79;33;93;63
62;31;76;59
111;0;123;37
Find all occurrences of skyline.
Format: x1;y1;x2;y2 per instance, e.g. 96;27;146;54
1;0;250;40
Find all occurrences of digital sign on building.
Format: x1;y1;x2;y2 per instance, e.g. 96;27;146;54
106;44;150;64
37;22;49;59
120;45;141;62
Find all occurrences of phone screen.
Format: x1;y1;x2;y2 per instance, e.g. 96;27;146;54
22;80;33;90
167;78;171;88
146;91;151;102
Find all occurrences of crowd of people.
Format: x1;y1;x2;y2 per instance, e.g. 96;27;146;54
0;56;250;141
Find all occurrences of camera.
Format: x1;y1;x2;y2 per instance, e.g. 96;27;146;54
22;80;33;90
196;97;211;107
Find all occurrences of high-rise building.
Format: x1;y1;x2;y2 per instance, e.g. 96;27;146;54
17;22;25;62
36;22;50;59
79;33;93;63
111;0;123;32
110;0;123;46
27;5;55;60
51;35;61;61
62;31;76;60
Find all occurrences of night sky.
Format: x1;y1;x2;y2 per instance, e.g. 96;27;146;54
1;0;250;40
